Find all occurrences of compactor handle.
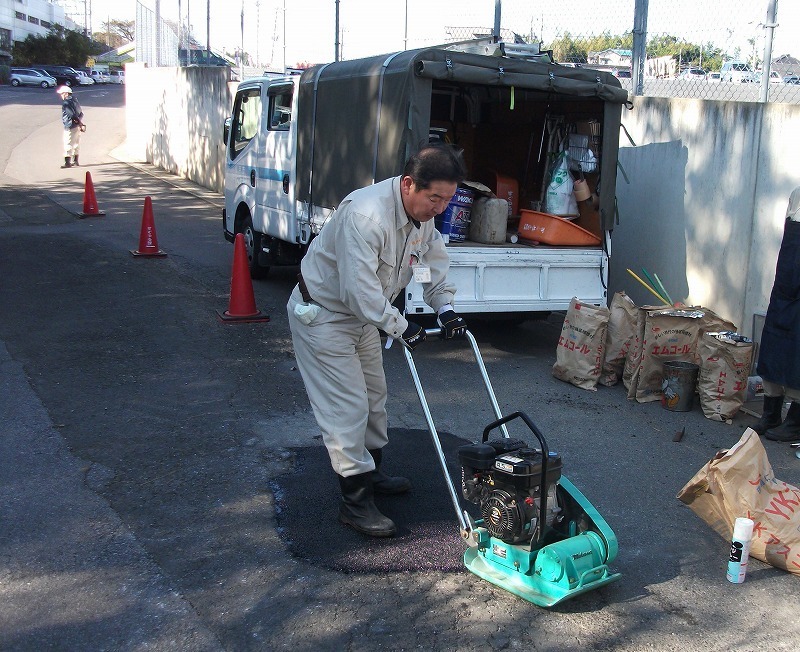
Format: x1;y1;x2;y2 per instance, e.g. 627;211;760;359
481;411;549;453
401;327;510;538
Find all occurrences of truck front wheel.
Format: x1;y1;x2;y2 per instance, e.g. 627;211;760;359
242;215;270;279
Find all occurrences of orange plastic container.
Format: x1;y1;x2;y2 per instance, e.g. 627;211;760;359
518;210;602;246
492;172;518;217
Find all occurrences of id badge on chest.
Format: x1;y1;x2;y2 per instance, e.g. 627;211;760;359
413;263;431;284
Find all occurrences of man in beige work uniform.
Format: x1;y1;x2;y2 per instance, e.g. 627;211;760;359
287;144;468;537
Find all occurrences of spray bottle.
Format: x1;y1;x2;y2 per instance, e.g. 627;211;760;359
726;517;754;584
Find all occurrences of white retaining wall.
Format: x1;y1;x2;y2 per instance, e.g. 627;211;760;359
613;97;800;335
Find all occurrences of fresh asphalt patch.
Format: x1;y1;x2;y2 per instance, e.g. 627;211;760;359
271;428;480;573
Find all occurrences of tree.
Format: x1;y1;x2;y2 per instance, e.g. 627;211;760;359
547;31;633;65
93;20;137;49
11;24;103;67
105;20;135;43
93;30;126;49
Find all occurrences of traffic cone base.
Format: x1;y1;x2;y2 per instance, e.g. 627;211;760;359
219;233;270;324
216;309;271;323
79;171;105;218
131;249;167;257
131;196;167;257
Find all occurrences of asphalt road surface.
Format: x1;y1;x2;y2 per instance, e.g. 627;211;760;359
1;83;798;651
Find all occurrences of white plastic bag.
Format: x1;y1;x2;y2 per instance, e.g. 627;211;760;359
567;133;597;173
544;151;578;217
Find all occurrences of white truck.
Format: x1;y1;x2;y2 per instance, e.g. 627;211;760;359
222;46;628;316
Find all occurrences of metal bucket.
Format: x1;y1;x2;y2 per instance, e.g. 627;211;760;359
661;361;700;412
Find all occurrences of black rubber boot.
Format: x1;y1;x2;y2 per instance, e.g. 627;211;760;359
72;155;79;167
752;395;785;436
337;473;396;537
62;157;72;168
369;448;411;495
765;402;800;442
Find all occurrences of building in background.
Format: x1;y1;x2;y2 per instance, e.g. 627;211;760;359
0;0;79;64
586;48;632;75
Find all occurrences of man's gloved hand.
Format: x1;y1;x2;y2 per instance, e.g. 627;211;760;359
437;309;467;339
401;321;426;350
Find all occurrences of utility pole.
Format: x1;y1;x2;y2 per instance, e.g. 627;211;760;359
404;0;407;51
335;0;340;62
283;0;286;72
632;0;649;96
156;0;162;66
206;0;211;63
256;0;260;67
760;0;778;103
178;0;182;55
493;0;501;42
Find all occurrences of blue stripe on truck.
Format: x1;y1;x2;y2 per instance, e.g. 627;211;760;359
226;162;286;181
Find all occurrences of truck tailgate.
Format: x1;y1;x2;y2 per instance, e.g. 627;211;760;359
404;245;606;314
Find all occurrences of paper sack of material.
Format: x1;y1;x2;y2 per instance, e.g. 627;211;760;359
677;429;800;577
600;291;638;387
552;297;609;391
697;332;754;422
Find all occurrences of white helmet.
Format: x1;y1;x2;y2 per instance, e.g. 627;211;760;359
56;85;73;94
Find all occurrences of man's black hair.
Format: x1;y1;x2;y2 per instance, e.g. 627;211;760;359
403;143;467;189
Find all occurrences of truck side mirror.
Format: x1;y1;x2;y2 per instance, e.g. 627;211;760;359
223;117;232;145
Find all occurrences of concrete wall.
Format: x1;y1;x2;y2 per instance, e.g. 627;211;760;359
124;68;799;337
125;63;236;193
612;97;800;336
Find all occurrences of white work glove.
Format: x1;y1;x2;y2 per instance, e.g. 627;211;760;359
294;302;321;325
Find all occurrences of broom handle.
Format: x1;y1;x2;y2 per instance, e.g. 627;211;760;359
626;268;668;304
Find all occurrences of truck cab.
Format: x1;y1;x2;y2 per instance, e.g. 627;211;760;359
224;76;306;277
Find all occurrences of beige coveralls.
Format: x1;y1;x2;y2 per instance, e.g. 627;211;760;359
287;176;456;476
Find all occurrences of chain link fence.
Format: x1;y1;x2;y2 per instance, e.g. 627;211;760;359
132;1;799;102
490;0;799;103
135;1;178;68
396;0;798;104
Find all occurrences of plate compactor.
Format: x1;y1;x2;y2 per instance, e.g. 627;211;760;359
403;328;620;607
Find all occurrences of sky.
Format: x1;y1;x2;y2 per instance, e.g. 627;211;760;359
70;0;799;70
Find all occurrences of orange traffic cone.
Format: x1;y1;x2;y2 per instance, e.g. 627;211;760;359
79;171;105;218
217;233;271;323
131;196;167;257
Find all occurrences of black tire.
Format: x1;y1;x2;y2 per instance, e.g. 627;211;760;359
242;215;270;279
11;79;20;87
41;81;49;88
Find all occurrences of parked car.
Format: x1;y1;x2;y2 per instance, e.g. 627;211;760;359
9;68;57;88
89;69;110;84
784;75;800;85
720;61;754;83
707;71;721;82
108;70;125;84
36;65;82;87
612;69;632;79
678;68;706;79
749;70;783;84
75;70;94;85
